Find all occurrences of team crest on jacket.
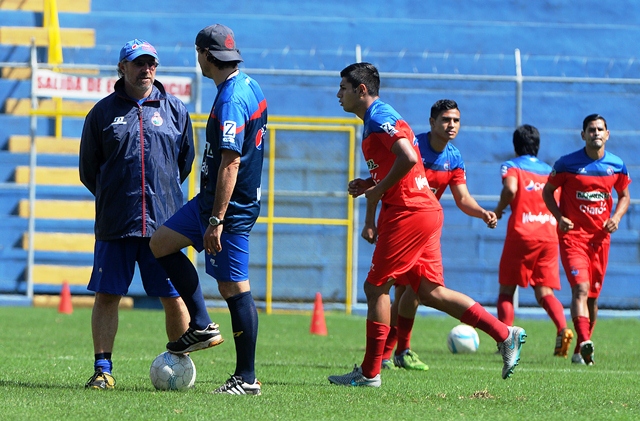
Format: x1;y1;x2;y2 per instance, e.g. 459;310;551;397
151;112;163;127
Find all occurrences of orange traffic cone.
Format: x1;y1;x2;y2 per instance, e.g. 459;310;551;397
58;281;73;314
310;292;327;335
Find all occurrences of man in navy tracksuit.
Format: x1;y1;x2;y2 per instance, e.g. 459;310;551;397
79;39;194;390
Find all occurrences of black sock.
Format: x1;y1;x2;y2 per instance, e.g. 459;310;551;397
156;252;212;329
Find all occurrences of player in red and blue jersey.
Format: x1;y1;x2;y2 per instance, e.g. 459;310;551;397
542;114;631;366
328;63;525;387
493;125;573;358
381;99;498;371
150;24;267;395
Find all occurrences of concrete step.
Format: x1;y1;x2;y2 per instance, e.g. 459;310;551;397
0;26;95;48
0;0;91;12
22;231;93;252
15;165;81;185
18;199;93;219
9;135;79;154
4;97;95;115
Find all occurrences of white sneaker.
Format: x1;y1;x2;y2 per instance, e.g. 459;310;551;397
212;375;261;395
328;365;381;387
497;326;527;379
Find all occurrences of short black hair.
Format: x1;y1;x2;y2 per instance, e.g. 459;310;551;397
340;62;380;97
513;124;540;156
582;113;607;131
205;53;241;70
430;99;459;119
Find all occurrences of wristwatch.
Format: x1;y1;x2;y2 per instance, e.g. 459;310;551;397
208;216;224;227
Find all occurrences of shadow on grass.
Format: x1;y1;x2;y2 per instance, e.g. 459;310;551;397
0;379;163;393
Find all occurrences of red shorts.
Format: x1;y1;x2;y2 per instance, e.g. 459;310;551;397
366;205;444;292
559;236;610;298
498;238;560;289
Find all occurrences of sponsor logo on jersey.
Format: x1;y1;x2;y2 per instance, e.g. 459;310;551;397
576;191;610;201
111;116;126;126
366;159;379;171
443;161;450;171
223;120;237;144
501;165;508;177
415;175;429;190
570;266;579;276
525;180;545;192
255;125;266;150
579;204;608;215
606;166;614;175
380;122;398;137
521;212;557;225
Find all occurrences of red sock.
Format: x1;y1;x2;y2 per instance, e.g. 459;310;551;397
395;315;415;355
497;294;514;326
361;320;390;379
461;302;510;342
572;316;591;354
382;326;397;360
540;295;567;334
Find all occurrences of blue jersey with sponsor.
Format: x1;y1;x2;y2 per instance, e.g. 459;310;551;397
198;71;268;233
416;133;466;199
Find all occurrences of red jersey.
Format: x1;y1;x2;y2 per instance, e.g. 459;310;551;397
548;148;631;243
361;99;440;211
501;155;558;242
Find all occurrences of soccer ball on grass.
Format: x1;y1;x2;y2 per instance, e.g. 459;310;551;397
149;351;196;390
447;324;480;354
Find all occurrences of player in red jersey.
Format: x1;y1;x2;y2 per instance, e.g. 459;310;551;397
542;114;631;365
494;125;573;358
328;63;526;387
381;99;498;371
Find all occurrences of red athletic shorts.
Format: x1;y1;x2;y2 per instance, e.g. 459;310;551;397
366;205;444;292
559;236;610;298
498;238;560;289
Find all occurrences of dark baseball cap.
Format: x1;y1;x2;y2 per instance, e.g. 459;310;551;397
119;39;159;62
195;24;243;62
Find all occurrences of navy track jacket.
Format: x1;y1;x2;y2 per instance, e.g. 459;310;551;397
79;78;195;241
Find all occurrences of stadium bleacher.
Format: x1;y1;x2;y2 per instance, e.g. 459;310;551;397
1;0;639;308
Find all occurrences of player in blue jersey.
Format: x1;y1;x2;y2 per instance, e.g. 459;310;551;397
381;99;498;370
493;125;572;357
150;24;267;395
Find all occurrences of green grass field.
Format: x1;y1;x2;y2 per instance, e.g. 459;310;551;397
0;305;638;420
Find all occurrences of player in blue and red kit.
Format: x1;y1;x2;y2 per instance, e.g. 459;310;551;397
494;125;573;358
150;24;267;395
542;114;630;366
381;99;498;371
328;63;525;387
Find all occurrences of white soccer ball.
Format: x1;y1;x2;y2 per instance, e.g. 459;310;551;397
149;351;196;390
447;324;480;354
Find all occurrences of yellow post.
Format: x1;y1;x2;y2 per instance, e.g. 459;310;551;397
44;0;64;139
44;0;64;65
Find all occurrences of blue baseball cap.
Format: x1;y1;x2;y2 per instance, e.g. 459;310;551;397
119;39;159;62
